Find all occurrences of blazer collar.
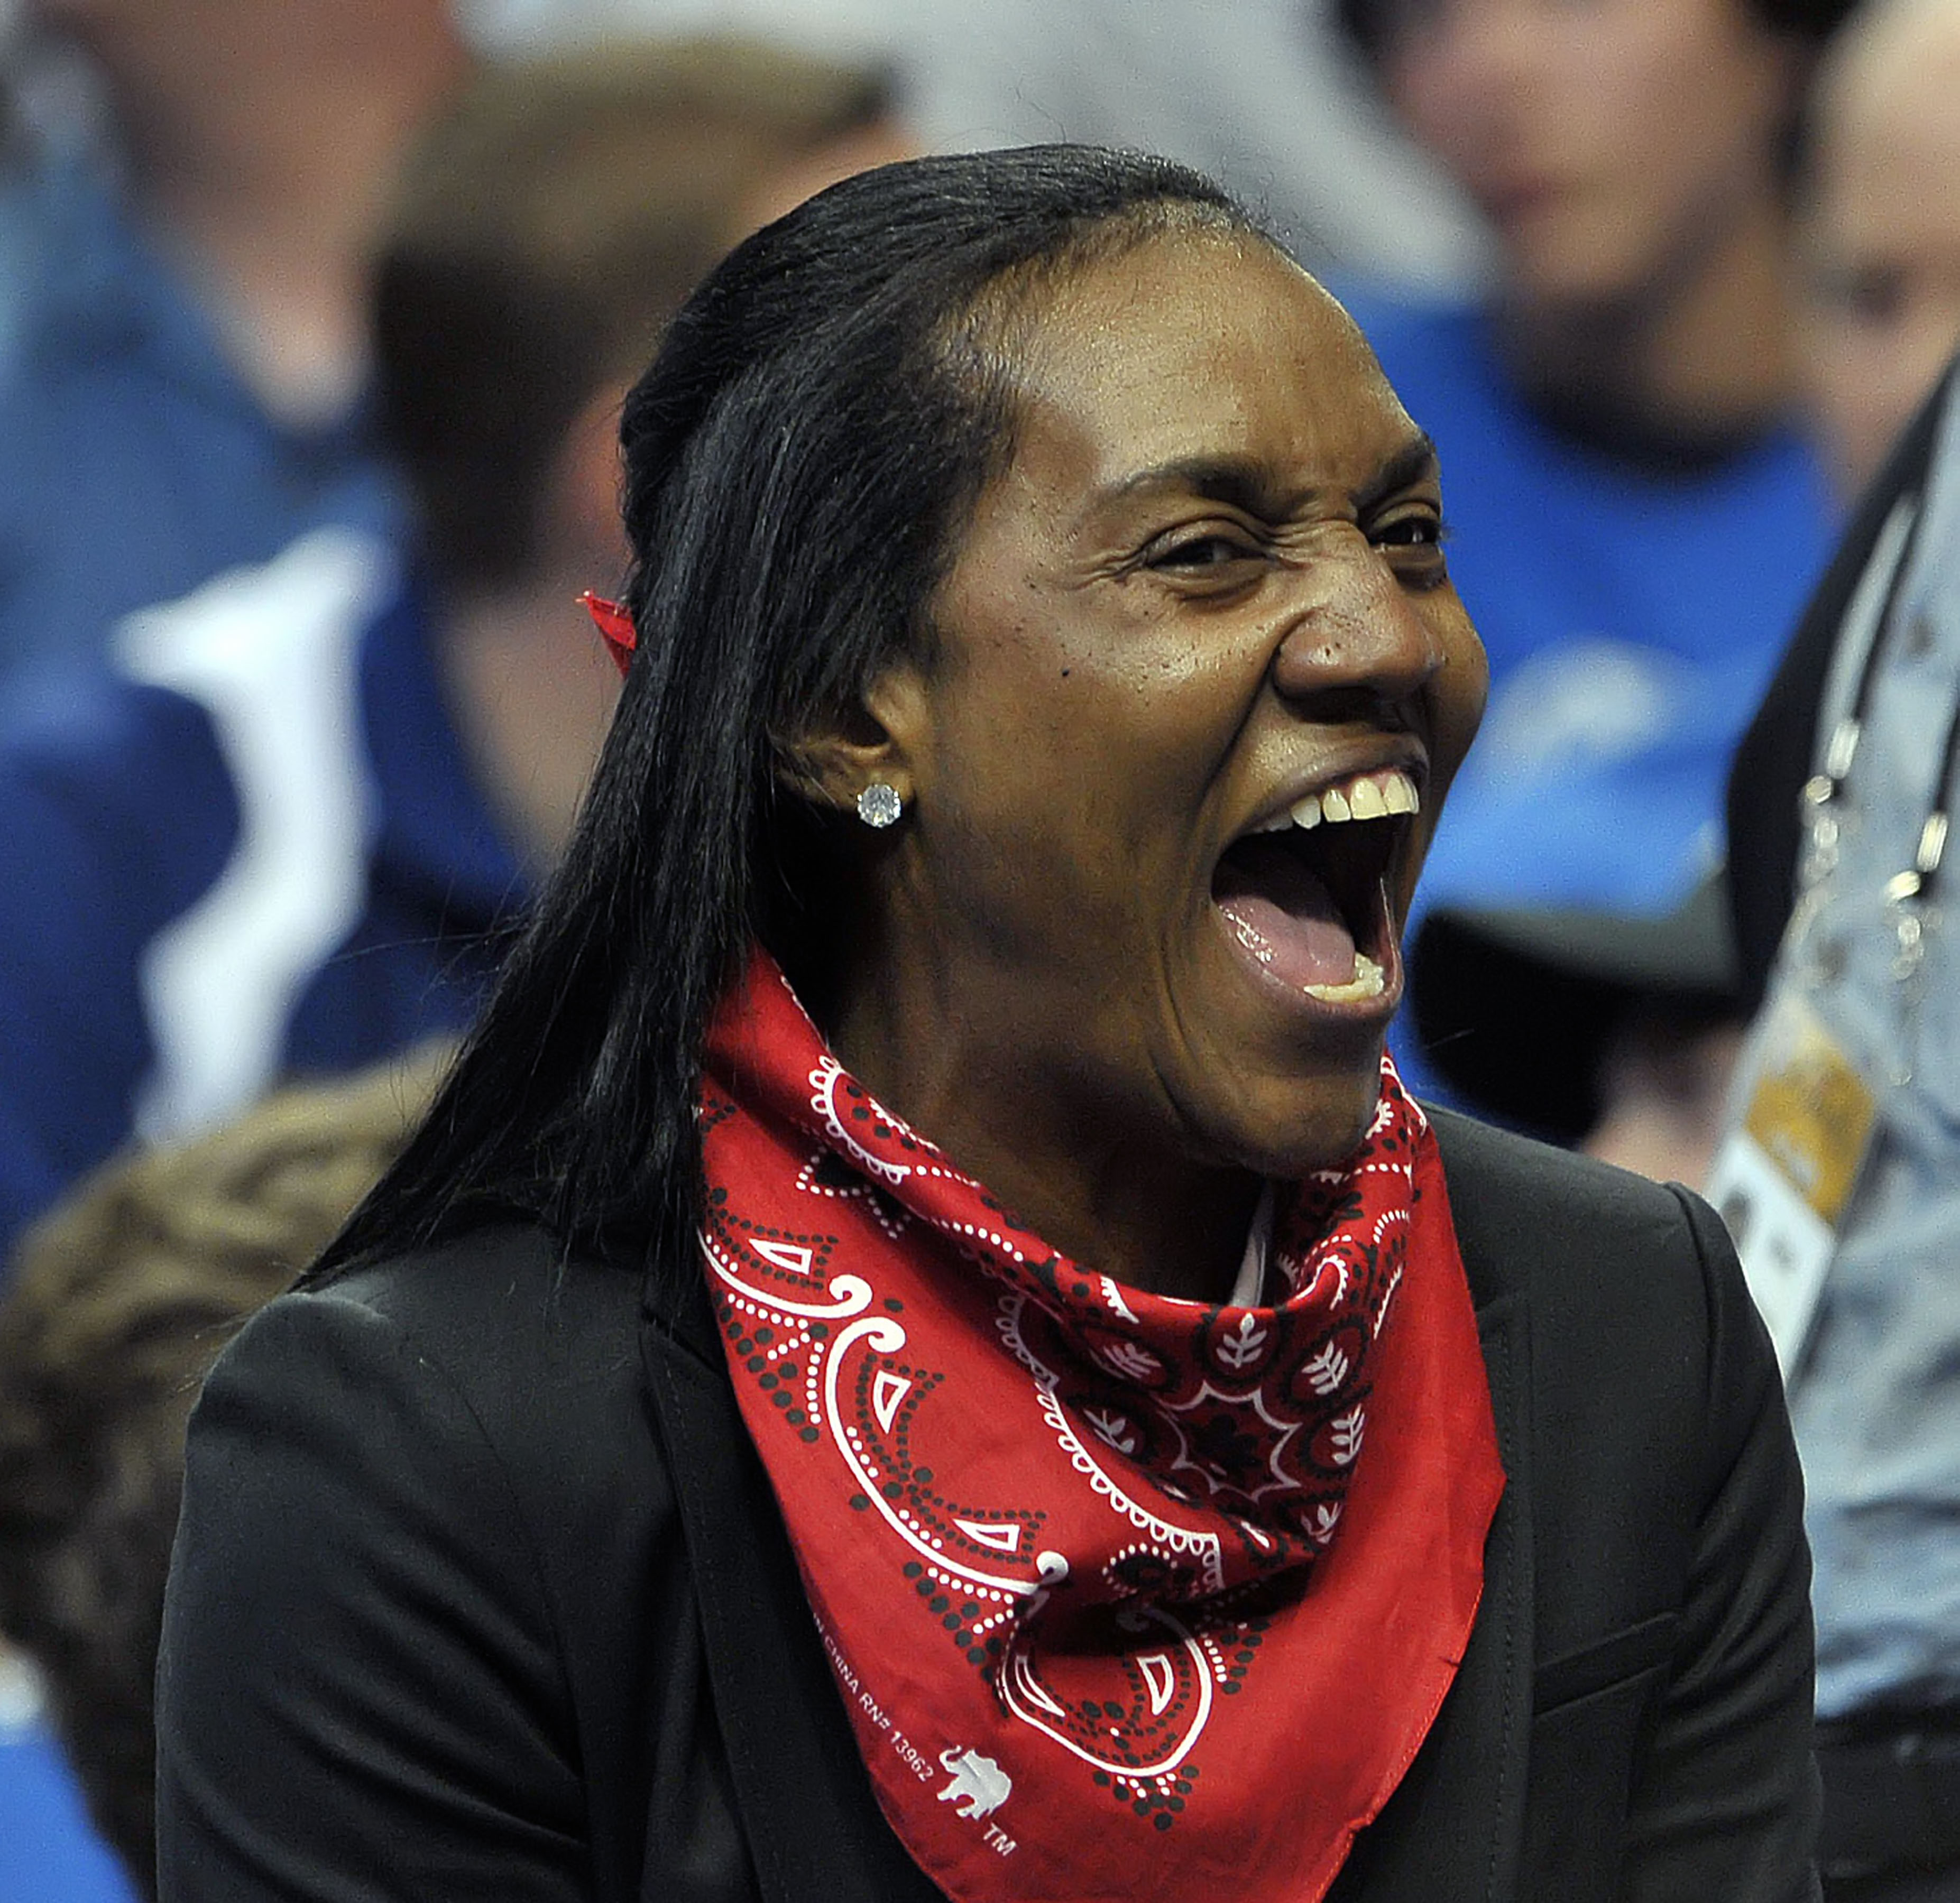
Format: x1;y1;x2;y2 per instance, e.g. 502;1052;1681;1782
641;1273;941;1902
1324;1293;1533;1900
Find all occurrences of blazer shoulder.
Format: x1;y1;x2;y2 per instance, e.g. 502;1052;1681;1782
322;1216;638;1360
322;1218;642;1348
265;1223;666;1536
1425;1104;1782;1537
1427;1103;1712;1309
170;1222;692;1903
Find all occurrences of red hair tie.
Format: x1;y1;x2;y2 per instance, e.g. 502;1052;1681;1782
579;592;637;676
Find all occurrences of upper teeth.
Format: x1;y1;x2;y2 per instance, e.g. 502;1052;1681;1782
1254;767;1420;834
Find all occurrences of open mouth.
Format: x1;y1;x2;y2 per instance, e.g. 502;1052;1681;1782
1210;766;1420;1005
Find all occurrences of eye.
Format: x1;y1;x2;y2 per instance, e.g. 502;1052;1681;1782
1372;512;1442;548
1368;509;1451;589
1840;266;1905;328
1145;530;1264;572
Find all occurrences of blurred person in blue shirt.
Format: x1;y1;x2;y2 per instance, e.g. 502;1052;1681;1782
0;35;904;1898
0;1;470;682
0;38;906;1259
1327;0;1855;1089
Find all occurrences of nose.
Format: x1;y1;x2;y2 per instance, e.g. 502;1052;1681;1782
1268;540;1444;719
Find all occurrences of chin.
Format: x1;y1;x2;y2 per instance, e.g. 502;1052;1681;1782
1499;221;1647;318
1201;1040;1390;1184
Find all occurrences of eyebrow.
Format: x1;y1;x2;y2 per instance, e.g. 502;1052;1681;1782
1356;432;1442;512
1092;430;1440;522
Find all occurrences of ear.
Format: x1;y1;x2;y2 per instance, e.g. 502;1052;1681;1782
777;660;931;820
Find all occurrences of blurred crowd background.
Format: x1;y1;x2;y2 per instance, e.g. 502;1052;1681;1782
1;0;1959;1896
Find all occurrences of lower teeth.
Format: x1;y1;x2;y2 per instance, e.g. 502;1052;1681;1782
1303;953;1385;1003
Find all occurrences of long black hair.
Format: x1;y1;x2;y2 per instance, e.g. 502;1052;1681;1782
312;145;1259;1285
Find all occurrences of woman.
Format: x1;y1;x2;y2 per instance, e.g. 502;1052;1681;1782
154;149;1816;1901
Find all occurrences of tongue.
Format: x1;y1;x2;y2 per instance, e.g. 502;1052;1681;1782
1214;838;1359;989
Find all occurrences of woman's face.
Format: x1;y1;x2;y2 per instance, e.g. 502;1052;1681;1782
1378;0;1797;311
844;230;1485;1192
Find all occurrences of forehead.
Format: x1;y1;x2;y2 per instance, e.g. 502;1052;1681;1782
991;232;1418;503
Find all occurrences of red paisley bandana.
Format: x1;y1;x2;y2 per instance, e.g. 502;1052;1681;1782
700;952;1504;1903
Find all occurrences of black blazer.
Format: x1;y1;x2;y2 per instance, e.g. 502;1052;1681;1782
155;1108;1818;1902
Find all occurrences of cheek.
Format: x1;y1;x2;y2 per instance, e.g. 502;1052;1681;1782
1382;52;1472;168
1827;300;1960;489
951;600;1244;797
923;670;1156;930
921;644;1239;959
934;626;1106;817
1798;335;1898;500
1429;606;1488;804
1801;334;1871;440
1391;604;1485;914
1658;19;1788;176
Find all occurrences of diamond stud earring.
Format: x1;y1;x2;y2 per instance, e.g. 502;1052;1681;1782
855;782;903;829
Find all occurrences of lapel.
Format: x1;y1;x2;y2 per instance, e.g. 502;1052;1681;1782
641;1202;1537;1903
1328;1291;1534;1902
640;1270;942;1903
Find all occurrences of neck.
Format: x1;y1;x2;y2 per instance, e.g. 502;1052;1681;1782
436;567;624;874
1497;191;1797;451
823;949;1261;1306
114;31;467;424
